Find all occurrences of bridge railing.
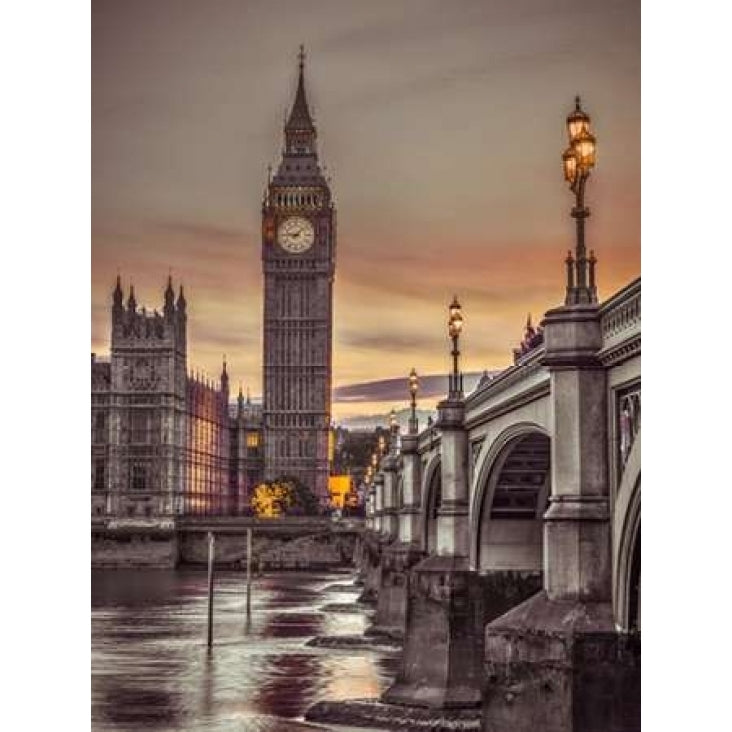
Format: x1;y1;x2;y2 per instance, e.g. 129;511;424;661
600;277;641;345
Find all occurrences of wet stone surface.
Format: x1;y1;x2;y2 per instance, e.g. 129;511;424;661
306;699;483;731
323;583;363;593
320;603;374;614
306;634;403;651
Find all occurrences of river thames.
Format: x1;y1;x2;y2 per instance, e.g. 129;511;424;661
92;569;398;731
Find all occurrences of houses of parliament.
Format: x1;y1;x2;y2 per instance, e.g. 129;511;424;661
91;51;335;519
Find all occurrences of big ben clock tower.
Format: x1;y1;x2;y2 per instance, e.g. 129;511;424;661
261;47;335;504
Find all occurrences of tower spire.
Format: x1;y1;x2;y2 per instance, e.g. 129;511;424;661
284;45;316;154
127;285;136;312
164;274;175;318
176;284;187;314
112;274;124;321
221;355;229;391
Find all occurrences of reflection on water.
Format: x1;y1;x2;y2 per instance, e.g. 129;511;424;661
92;569;399;731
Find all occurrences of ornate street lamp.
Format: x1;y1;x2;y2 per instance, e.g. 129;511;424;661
562;96;598;305
448;296;464;399
408;368;419;434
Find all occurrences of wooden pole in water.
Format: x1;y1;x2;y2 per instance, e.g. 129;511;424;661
207;531;215;649
246;528;252;618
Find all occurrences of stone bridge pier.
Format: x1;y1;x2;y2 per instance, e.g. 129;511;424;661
384;396;488;708
357;472;386;604
371;429;425;637
481;301;640;732
355;483;377;586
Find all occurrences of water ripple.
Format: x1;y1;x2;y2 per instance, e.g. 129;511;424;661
92;569;396;731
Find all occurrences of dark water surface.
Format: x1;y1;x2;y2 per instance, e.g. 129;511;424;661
92;569;399;731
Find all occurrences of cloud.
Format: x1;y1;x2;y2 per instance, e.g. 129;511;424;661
334;372;490;403
91;0;639;398
338;329;442;352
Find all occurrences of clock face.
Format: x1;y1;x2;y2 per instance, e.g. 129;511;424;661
277;216;314;254
263;216;275;243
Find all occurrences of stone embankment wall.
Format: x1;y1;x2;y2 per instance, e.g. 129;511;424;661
91;520;361;570
179;529;357;569
91;529;179;568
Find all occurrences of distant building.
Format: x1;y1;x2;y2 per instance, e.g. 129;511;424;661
327;475;353;510
229;389;265;515
91;277;264;519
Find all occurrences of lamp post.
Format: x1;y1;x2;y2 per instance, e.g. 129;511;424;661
447;296;464;399
408;368;419;435
562;95;598;305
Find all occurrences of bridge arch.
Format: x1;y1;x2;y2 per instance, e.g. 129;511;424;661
420;454;442;554
614;429;641;632
469;423;550;572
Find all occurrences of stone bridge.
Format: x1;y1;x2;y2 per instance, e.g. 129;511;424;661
358;276;640;731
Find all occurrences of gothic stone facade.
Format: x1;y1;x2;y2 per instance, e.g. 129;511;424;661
92;53;335;518
261;52;335;503
91;278;264;519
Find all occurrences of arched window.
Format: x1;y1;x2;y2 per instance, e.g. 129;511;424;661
131;464;147;491
94;412;106;443
93;459;106;491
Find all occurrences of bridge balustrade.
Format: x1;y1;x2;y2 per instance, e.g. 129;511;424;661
600;277;641;343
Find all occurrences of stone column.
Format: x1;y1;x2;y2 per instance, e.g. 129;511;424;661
365;485;375;531
398;433;422;544
384;395;484;708
435;398;469;556
381;454;399;541
371;435;425;637
542;305;610;600
356;483;374;586
482;303;639;732
373;472;385;535
358;474;386;606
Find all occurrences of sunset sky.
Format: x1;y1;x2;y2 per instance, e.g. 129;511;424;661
92;0;640;420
